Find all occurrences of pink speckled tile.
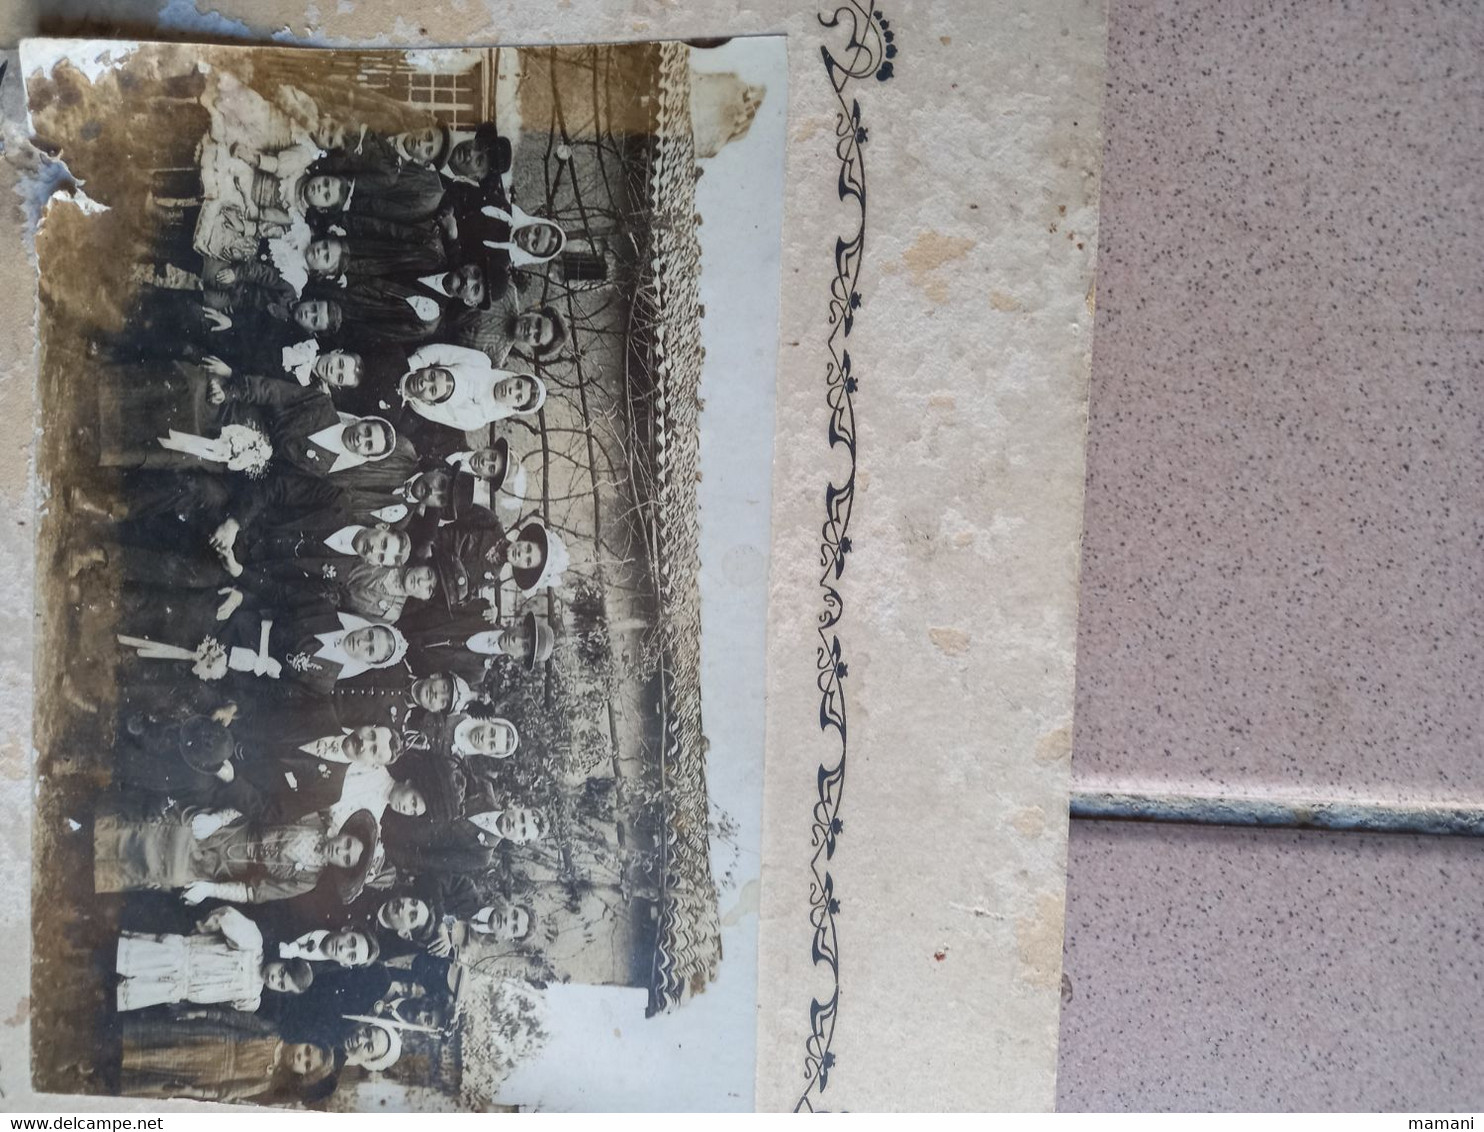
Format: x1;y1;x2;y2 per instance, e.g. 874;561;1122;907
1057;821;1484;1111
1075;0;1484;803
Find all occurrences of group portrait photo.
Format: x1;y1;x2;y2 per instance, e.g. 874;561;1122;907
22;35;784;1110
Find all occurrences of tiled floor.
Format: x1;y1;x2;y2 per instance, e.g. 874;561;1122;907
1061;0;1484;1110
1060;823;1484;1111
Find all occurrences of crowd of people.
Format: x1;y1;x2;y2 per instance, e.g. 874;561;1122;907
69;69;585;1103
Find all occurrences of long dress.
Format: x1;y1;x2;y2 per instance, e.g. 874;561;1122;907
94;812;337;903
121;1009;286;1103
116;906;265;1012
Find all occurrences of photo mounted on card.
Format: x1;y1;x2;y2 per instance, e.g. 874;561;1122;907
22;37;782;1110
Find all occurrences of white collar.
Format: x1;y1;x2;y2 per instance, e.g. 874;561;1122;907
404;293;443;323
298;729;354;761
418;272;451;297
371;503;408;524
281;929;331;960
313;612;383;680
307;414;371;474
323;525;365;557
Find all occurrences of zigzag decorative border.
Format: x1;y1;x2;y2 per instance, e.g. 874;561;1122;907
796;3;896;1113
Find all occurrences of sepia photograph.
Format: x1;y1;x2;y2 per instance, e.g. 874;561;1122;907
21;35;784;1110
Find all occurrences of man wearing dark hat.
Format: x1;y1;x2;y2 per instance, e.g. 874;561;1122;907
441;124;512;187
111;713;239;809
427;517;556;602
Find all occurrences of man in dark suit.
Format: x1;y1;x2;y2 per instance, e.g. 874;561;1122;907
214;371;418;493
215;604;408;698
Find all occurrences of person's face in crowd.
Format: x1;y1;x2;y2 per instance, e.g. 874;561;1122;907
445;264;486;308
496;807;546;844
326;929;375;966
344;1024;392;1065
353;526;411;568
293;300;335;335
467;720;518;757
514;222;561;258
408;1004;441;1028
263;961;300;993
389;783;427;817
404;565;437;602
492;375;539;412
513;311;557;350
305;237;345;276
508;535;543;572
487;903;530;941
468;448;504;481
405;365;454;405
345;725;398;767
327;834;364;870
406;470;451;508
342;419;392;458
312;349;360;388
380;896;431;934
287;1043;327;1077
304;175;349;210
447;139;491;182
481;626;525;659
398;126;443;165
344;625;397;665
410;674;455;713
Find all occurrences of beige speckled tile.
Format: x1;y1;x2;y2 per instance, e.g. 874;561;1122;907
1074;0;1484;804
1058;820;1484;1111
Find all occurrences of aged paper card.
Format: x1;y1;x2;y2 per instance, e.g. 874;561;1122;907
21;36;781;1111
0;0;1104;1112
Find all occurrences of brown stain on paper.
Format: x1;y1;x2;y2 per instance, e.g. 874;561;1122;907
1016;892;1066;991
5;997;29;1027
1010;806;1046;840
1033;722;1072;765
892;231;975;304
989;290;1022;312
929;627;970;656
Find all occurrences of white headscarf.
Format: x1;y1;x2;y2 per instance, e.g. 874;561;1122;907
478;203;567;267
322;525;367;557
401;363;544;430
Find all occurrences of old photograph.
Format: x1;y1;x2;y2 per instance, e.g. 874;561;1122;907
22;36;783;1110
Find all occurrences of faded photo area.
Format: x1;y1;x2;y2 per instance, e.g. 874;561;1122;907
22;37;783;1111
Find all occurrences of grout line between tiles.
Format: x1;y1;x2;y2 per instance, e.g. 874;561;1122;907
1069;789;1484;837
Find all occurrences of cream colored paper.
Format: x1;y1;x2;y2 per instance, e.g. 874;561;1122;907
0;0;1104;1113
